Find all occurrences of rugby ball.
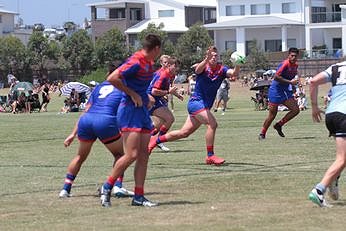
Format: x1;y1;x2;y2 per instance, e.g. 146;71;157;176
230;52;246;64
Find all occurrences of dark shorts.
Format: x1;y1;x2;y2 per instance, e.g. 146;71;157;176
268;87;294;105
117;103;153;133
187;98;207;116
78;113;121;144
325;112;346;137
149;98;168;115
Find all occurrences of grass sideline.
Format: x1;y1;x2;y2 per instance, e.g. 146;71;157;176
0;82;343;231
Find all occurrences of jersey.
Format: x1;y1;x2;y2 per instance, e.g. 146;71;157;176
147;67;173;100
191;64;228;109
87;81;122;116
323;61;346;115
270;59;298;91
117;50;155;106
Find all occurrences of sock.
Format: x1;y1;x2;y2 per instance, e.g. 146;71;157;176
158;125;168;136
134;187;144;200
103;176;116;190
261;127;267;135
156;135;167;144
278;118;288;126
151;128;158;136
315;183;326;194
114;174;123;188
207;145;214;157
63;173;75;193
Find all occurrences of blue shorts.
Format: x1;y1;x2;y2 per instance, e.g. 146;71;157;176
268;87;294;105
117;103;153;133
149;98;168;115
78;113;121;144
187;98;207;116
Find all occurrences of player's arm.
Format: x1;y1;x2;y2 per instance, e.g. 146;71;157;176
107;69;142;107
309;72;328;123
195;47;214;74
274;63;298;85
226;65;240;79
64;103;91;147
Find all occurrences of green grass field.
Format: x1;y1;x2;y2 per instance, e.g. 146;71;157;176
0;82;343;231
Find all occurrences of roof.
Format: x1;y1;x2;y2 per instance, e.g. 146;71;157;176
204;16;304;30
86;0;146;8
0;8;18;15
161;0;216;7
125;18;188;34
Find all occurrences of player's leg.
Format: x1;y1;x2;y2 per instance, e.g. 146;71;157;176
194;110;225;165
309;137;346;207
104;137;134;198
59;141;94;198
152;107;175;151
259;103;278;139
131;133;157;207
273;97;300;137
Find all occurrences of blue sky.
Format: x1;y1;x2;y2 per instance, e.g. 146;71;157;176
0;0;104;27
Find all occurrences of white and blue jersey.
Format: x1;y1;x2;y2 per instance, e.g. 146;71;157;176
323;61;346;115
77;81;122;143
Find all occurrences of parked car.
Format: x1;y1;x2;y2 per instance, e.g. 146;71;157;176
33;23;45;32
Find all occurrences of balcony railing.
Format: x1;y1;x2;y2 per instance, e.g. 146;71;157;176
311;11;341;23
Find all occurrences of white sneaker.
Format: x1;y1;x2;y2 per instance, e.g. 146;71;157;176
328;177;340;200
59;189;71;198
308;188;332;208
113;186;134;198
157;143;170;152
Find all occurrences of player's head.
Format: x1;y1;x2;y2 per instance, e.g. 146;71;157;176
160;55;171;68
288;47;299;64
209;46;219;66
142;34;162;59
168;57;180;75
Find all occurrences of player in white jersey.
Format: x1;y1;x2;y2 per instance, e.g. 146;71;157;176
308;61;346;207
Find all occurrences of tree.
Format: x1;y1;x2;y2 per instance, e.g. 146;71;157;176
174;23;213;72
27;32;52;77
246;39;269;71
94;28;129;67
137;23;168;48
0;36;27;77
62;30;94;75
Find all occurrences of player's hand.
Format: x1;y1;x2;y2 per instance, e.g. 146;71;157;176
290;78;299;85
204;47;214;61
311;106;324;123
64;134;75;147
169;86;178;95
130;92;142;107
147;94;155;110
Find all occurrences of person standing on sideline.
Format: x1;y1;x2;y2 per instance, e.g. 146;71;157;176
213;78;230;115
148;56;183;152
149;46;241;165
100;34;162;207
308;60;346;207
258;47;300;140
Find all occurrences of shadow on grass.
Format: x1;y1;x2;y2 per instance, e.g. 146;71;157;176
290;136;316;140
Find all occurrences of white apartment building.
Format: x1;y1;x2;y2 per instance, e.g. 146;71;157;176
205;0;346;58
0;6;17;37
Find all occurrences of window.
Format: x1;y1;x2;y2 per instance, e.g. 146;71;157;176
225;41;236;51
158;10;174;17
251;4;270;15
311;7;326;23
0;15;2;23
265;40;281;52
287;39;296;48
130;8;141;21
225;5;245;16
204;8;216;23
109;8;125;19
282;2;296;14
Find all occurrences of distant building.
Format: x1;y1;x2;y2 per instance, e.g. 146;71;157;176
87;0;217;45
204;0;346;58
0;6;18;36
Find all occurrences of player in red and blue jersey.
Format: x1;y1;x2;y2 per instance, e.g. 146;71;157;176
149;46;241;165
59;74;134;199
259;47;300;140
100;34;162;207
148;56;183;152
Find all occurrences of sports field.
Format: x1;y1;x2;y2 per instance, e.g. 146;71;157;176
0;82;343;231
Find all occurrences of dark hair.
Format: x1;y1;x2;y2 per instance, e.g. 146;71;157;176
142;34;161;51
107;60;123;75
288;47;299;54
